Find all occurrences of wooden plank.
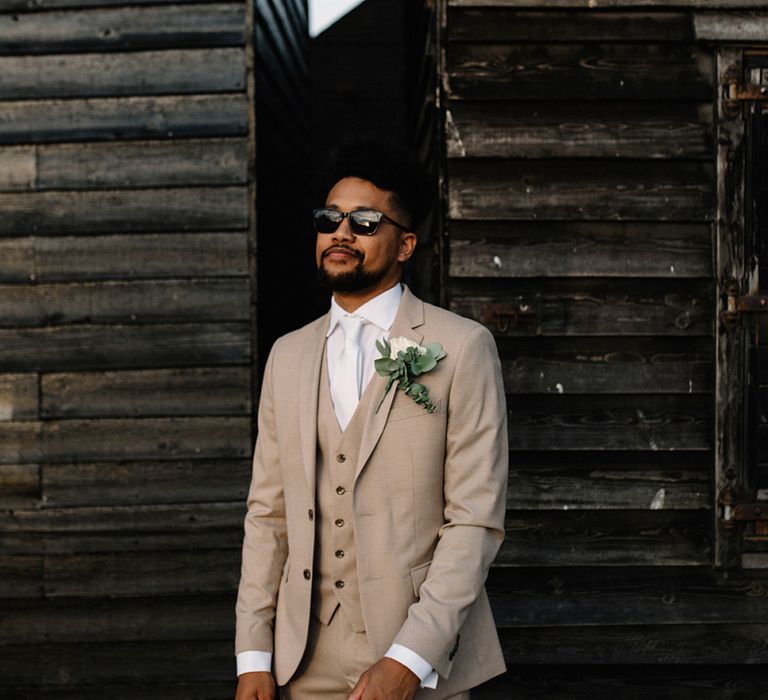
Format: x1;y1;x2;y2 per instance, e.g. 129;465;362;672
41;416;251;463
0;95;248;144
0;237;32;279
498;335;712;394
449;224;712;278
31;232;249;281
448;160;714;221
43;550;241;597
0;187;248;234
0;323;250;371
34;139;247;190
0;683;235;700
498;624;768;664
0;146;35;190
507;465;709;510
445;101;713;159
0;555;41;597
497;510;710;566
448;9;694;42
0;640;232;685
41;368;251;417
0;421;40;464
42;459;250;506
695;11;768;41
449;284;712;336
0;48;245;99
0;4;245;54
0;594;234;644
0;279;250;327
446;44;712;100
0;464;40;508
0;0;221;8
505;395;710;451
486;565;768;626
0;373;37;420
478;666;768;700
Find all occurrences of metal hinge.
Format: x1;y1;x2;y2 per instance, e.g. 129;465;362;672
726;81;768;102
720;284;768;331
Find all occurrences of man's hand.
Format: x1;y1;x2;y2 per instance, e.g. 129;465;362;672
235;671;276;700
347;657;420;700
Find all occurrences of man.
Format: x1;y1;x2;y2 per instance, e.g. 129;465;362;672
235;138;508;700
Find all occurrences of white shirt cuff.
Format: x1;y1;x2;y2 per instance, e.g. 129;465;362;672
236;650;272;676
385;643;438;689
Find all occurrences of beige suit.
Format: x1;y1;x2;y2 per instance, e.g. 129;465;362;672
235;286;508;697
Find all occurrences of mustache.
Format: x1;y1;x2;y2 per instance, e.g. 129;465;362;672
321;244;363;260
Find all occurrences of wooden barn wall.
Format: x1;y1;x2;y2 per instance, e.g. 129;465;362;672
0;1;306;698
438;1;768;697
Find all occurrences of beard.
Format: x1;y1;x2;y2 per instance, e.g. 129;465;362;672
317;248;389;293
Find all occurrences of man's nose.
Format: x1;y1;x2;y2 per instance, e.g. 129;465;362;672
331;216;355;241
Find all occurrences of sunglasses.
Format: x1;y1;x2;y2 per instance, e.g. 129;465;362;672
312;208;409;236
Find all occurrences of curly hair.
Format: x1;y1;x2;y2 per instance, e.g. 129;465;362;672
319;135;433;232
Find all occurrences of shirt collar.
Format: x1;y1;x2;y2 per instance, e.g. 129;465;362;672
327;283;403;337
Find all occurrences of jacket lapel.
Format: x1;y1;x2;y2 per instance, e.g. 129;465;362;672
298;312;330;497
354;286;425;482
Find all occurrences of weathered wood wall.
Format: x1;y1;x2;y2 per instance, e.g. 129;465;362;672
0;1;307;697
436;2;768;697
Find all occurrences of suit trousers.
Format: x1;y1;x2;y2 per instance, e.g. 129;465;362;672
279;606;470;700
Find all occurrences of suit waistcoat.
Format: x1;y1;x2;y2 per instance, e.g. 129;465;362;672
311;344;376;632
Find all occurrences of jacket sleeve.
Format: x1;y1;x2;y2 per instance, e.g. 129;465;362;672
235;340;289;654
391;324;508;678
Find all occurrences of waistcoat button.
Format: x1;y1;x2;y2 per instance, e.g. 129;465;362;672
336;453;346;463
336;486;346;495
334;580;345;589
303;569;311;580
335;549;344;558
334;518;344;527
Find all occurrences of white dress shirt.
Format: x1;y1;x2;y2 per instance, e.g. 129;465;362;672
237;283;438;689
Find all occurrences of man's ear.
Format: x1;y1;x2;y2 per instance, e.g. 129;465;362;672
398;231;417;262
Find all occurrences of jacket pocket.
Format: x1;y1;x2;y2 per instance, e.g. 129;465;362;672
409;560;432;598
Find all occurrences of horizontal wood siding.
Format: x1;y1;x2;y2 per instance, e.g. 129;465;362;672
0;1;304;696
439;2;768;695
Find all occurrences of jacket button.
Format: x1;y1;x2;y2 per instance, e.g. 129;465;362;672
336;486;346;495
334;580;345;589
335;549;344;558
334;518;344;527
336;453;346;463
308;508;314;521
303;569;311;580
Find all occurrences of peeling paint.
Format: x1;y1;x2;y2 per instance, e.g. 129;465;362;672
555;382;563;394
492;255;502;269
445;109;466;158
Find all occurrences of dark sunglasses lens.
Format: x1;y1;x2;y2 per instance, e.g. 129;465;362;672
313;209;342;233
348;210;382;235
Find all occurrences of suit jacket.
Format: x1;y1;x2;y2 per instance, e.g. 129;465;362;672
235;285;508;697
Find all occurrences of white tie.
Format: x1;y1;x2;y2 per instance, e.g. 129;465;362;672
332;316;364;431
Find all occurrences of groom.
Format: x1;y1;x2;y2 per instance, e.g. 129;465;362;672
235;137;508;700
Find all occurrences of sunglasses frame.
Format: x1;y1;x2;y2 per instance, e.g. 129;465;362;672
312;208;409;236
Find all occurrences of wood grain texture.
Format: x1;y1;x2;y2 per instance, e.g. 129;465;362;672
42;459;250;506
0;187;248;234
446;43;712;100
445;101;713;159
498;510;710;566
0;464;39;508
449;224;712;278
0;683;235;700
28;232;249;282
34;138;248;190
0;323;250;371
0;48;245;99
506;394;710;451
0;95;248;144
695;11;768;40
41;367;251;417
449;0;768;6
0;373;37;420
0;279;250;327
0;0;223;8
448;160;714;221
448;9;695;41
0;146;35;190
0;3;245;54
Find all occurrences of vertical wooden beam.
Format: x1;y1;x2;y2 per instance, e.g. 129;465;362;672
714;47;747;569
246;0;258;441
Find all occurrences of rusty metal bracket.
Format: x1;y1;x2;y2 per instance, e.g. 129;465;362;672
732;503;768;521
726;81;768;102
481;303;537;334
720;293;768;331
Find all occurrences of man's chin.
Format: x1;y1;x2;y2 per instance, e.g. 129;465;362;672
317;265;383;294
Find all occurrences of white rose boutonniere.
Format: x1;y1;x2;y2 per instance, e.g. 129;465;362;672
374;336;447;413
